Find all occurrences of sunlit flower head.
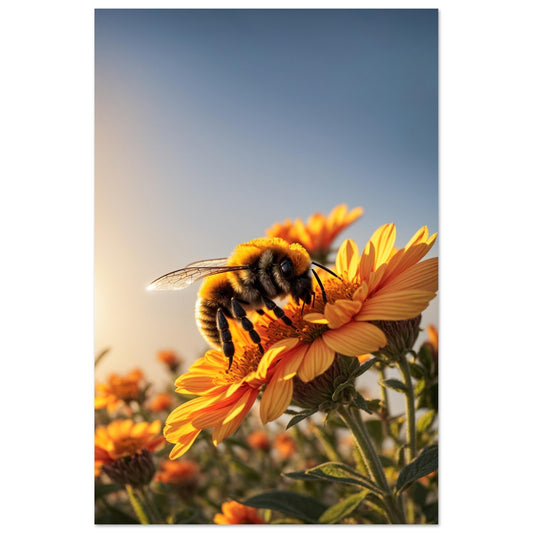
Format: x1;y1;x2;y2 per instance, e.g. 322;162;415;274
164;324;275;460
256;224;438;422
148;392;173;413
214;501;266;524
94;419;165;481
265;204;363;261
95;368;145;413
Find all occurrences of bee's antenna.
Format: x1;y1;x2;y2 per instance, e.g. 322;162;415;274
312;261;340;279
311;269;328;303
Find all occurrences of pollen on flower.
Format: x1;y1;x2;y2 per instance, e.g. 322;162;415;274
260;306;329;346
321;277;360;303
222;345;264;384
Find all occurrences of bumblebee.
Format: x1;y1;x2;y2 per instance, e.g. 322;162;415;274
148;237;332;370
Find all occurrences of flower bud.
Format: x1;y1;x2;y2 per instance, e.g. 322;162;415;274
291;354;361;412
102;448;155;488
372;315;422;363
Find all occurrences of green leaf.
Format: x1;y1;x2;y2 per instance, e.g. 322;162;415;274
414;378;426;396
380;378;408;393
396;445;438;493
286;408;317;429
353;392;372;413
416;409;436;435
418;345;435;373
365;419;384;448
409;362;426;380
355;357;377;377
319;491;369;524
242;491;327;523
285;462;383;495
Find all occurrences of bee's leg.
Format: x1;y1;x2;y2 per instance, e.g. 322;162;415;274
230;298;264;353
262;297;293;326
216;309;235;370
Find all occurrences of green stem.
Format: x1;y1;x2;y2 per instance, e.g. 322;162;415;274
378;366;390;443
139;485;164;524
337;405;404;524
125;484;150;524
398;353;417;462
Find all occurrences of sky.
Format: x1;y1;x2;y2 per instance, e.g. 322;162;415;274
94;8;439;390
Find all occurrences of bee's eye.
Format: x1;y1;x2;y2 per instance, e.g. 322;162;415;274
280;258;294;277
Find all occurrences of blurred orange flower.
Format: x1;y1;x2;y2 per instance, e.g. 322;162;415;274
155;459;199;488
256;224;438;423
424;324;439;359
273;433;296;459
247;430;270;452
157;350;183;373
148;392;173;413
95;368;145;413
214;501;266;524
94;419;165;477
266;204;363;260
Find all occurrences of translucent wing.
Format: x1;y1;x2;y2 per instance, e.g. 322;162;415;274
184;258;230;268
147;259;248;291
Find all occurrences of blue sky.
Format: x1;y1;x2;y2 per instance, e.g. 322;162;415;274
95;9;438;387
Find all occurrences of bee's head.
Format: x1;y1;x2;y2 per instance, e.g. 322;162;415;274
278;256;313;304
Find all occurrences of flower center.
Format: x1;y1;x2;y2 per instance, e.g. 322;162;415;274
321;277;359;304
114;436;143;457
220;345;264;384
258;304;329;346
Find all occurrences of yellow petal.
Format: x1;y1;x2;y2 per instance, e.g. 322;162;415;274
322;322;387;356
256;337;300;378
168;429;202;459
375;257;438;295
303;312;329;324
213;389;258;444
298;337;336;382
324;299;360;329
260;369;294;423
356;290;437;321
335;239;359;281
279;343;308;380
370;223;396;268
358;241;376;282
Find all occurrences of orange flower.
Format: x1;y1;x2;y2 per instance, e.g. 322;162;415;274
164;324;277;459
148;392;173;412
94;419;165;477
247;430;270;452
266;204;363;259
157;350;183;373
214;501;266;524
273;433;296;459
424;324;438;357
95;368;145;413
256;224;438;423
155;459;199;487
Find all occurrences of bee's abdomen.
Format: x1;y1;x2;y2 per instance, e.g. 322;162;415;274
195;297;221;349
